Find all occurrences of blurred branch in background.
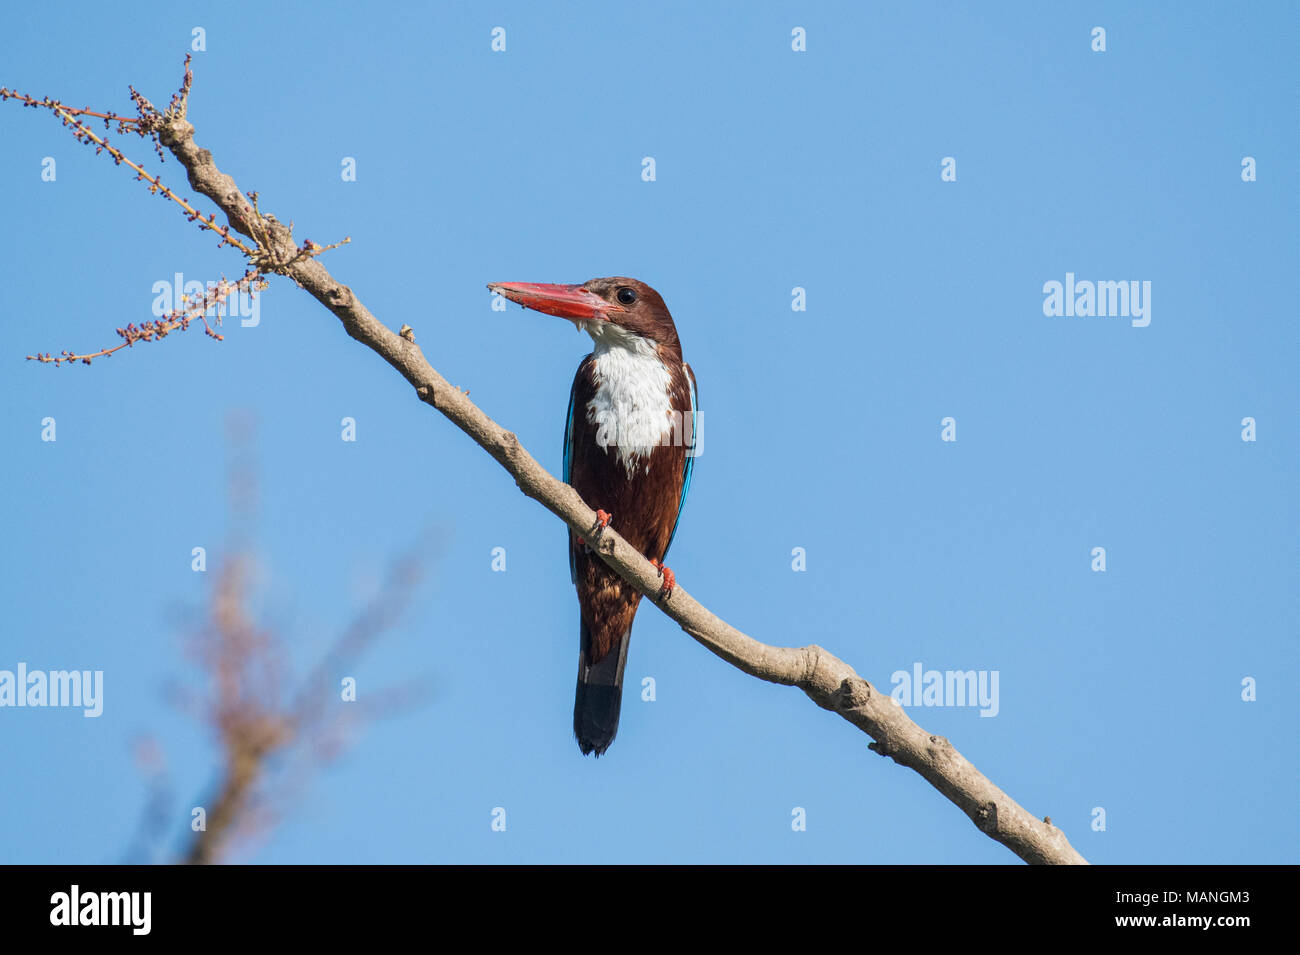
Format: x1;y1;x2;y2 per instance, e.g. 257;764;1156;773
127;412;435;865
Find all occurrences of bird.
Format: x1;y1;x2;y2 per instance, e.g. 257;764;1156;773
486;277;698;756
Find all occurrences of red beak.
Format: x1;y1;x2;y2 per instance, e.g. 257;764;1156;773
487;282;621;323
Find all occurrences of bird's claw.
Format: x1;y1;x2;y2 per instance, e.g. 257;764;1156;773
650;558;676;600
578;511;613;552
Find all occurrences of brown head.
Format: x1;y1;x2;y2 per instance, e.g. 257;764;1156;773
488;277;682;363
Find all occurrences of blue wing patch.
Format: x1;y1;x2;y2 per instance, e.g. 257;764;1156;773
564;368;580;584
665;364;698;555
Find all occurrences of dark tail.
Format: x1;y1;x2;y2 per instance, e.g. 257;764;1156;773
574;619;632;756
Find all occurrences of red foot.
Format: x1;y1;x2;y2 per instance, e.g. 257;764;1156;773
578;511;613;551
649;558;676;599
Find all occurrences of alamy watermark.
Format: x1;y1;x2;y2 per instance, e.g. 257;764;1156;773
591;408;703;459
0;663;103;717
50;885;150;935
891;662;999;717
1043;272;1151;327
152;271;260;327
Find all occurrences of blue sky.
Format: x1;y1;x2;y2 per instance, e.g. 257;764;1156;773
1;1;1296;864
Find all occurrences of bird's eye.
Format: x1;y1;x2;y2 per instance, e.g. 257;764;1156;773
616;287;637;305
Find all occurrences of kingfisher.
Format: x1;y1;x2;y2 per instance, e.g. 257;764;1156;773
487;278;698;756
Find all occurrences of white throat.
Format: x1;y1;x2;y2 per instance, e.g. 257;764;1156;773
582;323;673;475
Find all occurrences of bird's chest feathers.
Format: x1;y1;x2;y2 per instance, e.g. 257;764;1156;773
586;340;674;476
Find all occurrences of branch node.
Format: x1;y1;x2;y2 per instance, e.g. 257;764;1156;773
974;801;999;835
832;676;872;711
799;645;825;687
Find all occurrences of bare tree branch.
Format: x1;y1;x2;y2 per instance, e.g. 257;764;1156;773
12;64;1088;865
